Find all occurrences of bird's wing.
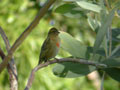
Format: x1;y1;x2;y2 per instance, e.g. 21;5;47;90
41;37;50;52
39;37;51;63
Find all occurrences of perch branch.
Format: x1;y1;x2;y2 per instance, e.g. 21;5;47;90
0;27;18;90
0;0;56;73
24;58;107;90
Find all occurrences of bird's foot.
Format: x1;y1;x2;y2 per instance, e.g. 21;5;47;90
54;58;59;62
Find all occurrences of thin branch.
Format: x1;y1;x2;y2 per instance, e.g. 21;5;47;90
0;0;56;73
25;58;107;90
0;27;11;51
100;71;105;90
0;27;18;90
0;47;5;59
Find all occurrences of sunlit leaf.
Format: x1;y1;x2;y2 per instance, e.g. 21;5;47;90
59;31;89;58
59;31;106;61
87;15;100;31
76;1;101;13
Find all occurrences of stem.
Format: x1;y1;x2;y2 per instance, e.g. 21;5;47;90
100;72;105;90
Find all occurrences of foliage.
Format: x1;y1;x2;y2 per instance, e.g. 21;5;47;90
0;0;120;90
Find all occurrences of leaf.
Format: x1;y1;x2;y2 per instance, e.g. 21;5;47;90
53;62;96;78
63;0;78;2
59;31;106;60
87;15;100;31
100;0;107;24
54;3;76;14
54;3;86;18
112;28;120;42
102;58;120;67
111;46;120;58
103;68;120;82
76;1;101;13
59;31;89;58
93;9;115;54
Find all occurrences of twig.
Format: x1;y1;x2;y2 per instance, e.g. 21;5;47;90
0;27;11;50
0;0;56;73
0;27;18;90
25;58;107;90
100;71;105;90
0;47;5;59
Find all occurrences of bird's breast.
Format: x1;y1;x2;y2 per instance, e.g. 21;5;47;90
56;42;60;48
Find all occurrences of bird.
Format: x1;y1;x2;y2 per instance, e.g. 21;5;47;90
38;27;61;65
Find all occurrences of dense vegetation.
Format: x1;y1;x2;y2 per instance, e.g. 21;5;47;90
0;0;120;90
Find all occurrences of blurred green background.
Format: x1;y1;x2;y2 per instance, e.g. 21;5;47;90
0;0;120;90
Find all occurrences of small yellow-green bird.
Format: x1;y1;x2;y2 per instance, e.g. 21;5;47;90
38;27;61;64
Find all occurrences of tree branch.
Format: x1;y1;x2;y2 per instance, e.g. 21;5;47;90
0;47;5;59
0;0;56;73
24;58;107;90
0;27;18;90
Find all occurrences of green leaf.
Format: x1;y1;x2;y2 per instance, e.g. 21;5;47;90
102;58;120;67
63;0;78;2
93;9;115;54
59;31;89;58
111;46;120;58
87;15;100;31
53;62;96;78
112;28;120;42
76;1;101;13
59;31;106;61
100;0;107;24
54;3;76;14
103;68;120;82
54;3;86;18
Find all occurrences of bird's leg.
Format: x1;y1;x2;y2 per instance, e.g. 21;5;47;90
44;57;48;62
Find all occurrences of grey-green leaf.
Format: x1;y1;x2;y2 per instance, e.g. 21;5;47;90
53;62;96;78
59;31;89;58
59;31;106;60
76;1;101;13
102;58;120;67
87;15;100;31
93;9;115;54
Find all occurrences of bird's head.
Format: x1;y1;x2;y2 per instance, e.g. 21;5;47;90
48;27;60;36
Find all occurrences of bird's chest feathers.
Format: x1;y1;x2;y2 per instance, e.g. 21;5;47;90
56;42;60;48
50;37;60;48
